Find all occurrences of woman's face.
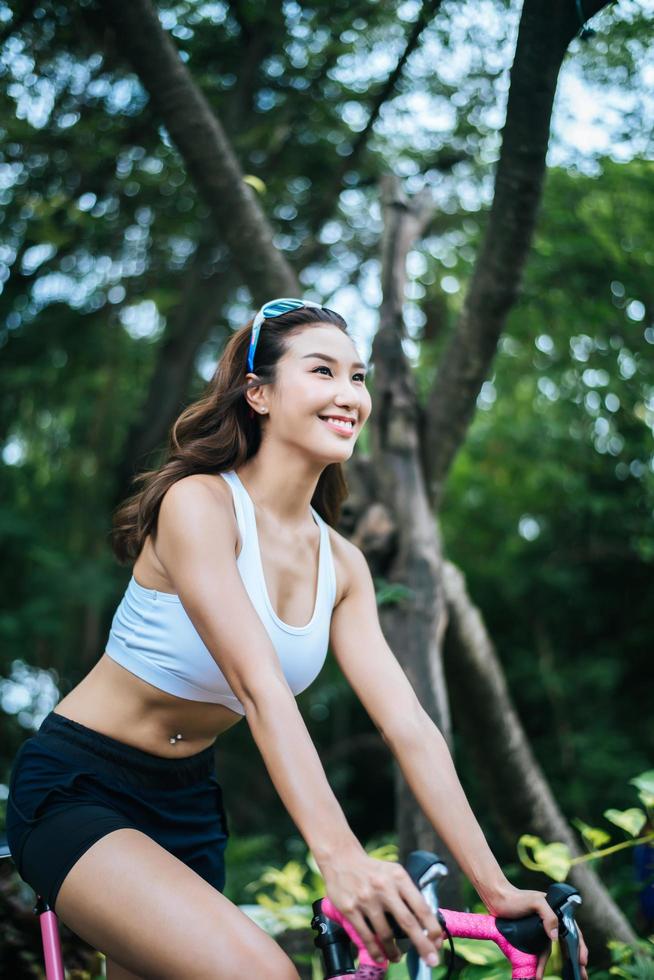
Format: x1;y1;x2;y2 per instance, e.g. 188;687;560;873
247;323;372;463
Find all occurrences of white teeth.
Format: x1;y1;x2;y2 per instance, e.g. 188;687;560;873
319;416;354;430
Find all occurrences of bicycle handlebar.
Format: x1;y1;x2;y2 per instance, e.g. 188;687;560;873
311;850;584;980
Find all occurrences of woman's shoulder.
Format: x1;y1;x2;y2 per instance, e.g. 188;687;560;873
157;473;240;550
137;474;240;592
161;471;235;511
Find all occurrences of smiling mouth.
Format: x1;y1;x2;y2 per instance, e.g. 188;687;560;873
317;416;356;434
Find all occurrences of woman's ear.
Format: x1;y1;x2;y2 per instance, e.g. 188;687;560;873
244;375;271;418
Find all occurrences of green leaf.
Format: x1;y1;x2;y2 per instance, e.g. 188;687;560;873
518;835;572;881
453;938;507;965
572;817;612;849
373;577;415;606
243;174;267;194
368;842;400;862
604;808;647;837
629;771;654;796
629;772;654;810
459;960;511;980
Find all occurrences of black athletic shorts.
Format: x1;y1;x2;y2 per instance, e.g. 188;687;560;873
5;711;230;910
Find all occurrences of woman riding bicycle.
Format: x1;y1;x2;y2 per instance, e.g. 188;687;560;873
6;298;589;980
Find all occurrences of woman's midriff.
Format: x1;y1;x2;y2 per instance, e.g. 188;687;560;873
53;652;244;759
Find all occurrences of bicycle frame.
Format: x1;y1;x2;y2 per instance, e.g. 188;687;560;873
33;895;66;980
0;834;65;980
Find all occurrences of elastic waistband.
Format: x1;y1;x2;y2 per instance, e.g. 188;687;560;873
35;712;216;789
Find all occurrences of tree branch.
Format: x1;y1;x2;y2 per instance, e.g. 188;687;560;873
293;0;445;268
97;0;299;301
423;0;613;508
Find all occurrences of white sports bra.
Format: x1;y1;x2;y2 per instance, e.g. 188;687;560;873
105;470;337;715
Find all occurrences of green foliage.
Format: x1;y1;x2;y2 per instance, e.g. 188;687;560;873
458;963;511;980
517;837;574;883
222;833;281;904
606;938;654;980
244;840;398;933
517;771;654;881
631;773;654;812
605;810;648;839
373;578;416;607
572;818;612;851
452;938;507;965
439;159;654;919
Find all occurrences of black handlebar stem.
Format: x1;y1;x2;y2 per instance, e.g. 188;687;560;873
311;899;356;977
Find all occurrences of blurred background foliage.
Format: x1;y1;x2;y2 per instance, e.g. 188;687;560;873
0;0;652;963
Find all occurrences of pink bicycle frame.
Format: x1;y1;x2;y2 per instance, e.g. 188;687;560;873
34;895;66;980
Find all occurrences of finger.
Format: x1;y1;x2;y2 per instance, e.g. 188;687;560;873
578;925;589;963
384;891;442;964
398;878;443;945
348;908;389;964
538;898;559;941
536;944;551;980
362;906;402;963
577;925;589;980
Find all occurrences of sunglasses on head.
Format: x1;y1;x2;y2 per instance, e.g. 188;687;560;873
246;297;323;373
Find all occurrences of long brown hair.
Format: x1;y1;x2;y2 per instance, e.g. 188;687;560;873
111;306;352;564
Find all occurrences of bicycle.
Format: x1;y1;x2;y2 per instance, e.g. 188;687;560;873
0;833;583;980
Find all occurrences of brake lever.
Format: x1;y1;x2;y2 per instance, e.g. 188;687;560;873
404;851;448;980
558;893;583;980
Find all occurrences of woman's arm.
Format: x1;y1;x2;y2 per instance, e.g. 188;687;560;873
386;718;508;903
330;539;589;980
329;538;506;900
387;717;592;980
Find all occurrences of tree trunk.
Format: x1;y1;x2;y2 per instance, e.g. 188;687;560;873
369;174;465;908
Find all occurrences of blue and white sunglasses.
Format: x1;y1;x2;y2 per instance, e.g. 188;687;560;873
246;297;323;373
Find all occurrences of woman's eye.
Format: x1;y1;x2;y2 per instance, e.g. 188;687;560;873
312;366;366;383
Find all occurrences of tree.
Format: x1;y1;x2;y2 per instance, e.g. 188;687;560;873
1;0;647;958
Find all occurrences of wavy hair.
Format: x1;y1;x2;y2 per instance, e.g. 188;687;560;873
111;305;351;564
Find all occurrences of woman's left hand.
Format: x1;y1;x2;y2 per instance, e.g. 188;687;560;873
483;882;589;980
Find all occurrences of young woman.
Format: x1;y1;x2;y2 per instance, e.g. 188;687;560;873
6;298;588;980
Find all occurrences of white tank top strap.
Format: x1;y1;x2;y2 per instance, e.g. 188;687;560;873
218;469;249;559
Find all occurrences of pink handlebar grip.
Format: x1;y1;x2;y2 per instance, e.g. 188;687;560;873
321;900;540;980
440;909;539;979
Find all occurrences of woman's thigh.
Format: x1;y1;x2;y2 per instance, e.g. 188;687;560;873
55;828;299;980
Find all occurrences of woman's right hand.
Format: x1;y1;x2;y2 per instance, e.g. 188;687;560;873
319;847;444;966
